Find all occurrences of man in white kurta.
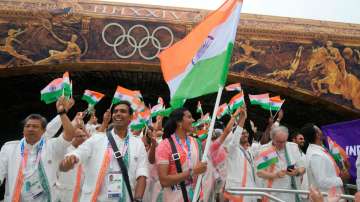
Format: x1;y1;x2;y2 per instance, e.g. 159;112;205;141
224;126;257;202
60;101;149;202
0;97;74;201
256;126;305;202
301;124;344;195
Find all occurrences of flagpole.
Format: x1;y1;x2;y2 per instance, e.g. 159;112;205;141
192;86;224;202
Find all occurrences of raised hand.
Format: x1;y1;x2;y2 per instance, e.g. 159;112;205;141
59;155;79;172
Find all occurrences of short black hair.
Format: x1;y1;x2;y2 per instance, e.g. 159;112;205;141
299;123;317;144
23;114;48;129
112;101;134;115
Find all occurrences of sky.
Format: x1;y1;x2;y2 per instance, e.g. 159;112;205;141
101;0;360;24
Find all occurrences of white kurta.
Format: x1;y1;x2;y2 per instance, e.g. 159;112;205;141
67;129;149;202
257;141;305;202
0;115;65;202
0;135;71;202
55;146;84;202
306;144;343;194
223;126;257;202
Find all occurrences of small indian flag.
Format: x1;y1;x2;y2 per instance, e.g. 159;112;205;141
217;103;229;119
196;101;203;114
158;107;174;117
193;113;211;127
159;0;243;107
327;136;347;168
151;103;165;118
131;108;151;130
229;92;245;112
255;146;279;170
249;93;270;107
225;83;242;92
261;96;285;111
112;86;144;111
40;78;65;104
62;71;71;97
82;90;105;106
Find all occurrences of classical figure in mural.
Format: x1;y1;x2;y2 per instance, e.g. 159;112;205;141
35;30;81;65
232;39;265;71
307;42;360;109
0;29;33;65
266;45;304;80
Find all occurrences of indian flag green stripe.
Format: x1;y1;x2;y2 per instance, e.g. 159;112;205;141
41;90;63;104
82;94;97;105
171;43;233;106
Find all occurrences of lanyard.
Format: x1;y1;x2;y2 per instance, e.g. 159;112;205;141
239;147;255;182
175;135;192;169
109;134;130;157
20;137;45;168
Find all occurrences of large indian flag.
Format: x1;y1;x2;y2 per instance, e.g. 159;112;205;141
82;90;105;106
261;96;285;111
229;91;245;112
159;0;243;107
255;146;279;170
40;78;65;104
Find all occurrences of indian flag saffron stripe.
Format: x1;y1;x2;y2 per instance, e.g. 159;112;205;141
255;147;279;170
261;96;285;111
229;92;245;112
225;83;242;91
82;90;105;106
216;103;229;119
159;0;243;107
40;78;65;104
249;93;270;106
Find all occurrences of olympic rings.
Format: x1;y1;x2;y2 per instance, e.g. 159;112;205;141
102;23;174;60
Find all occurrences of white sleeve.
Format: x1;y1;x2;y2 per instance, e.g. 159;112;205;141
309;155;343;190
67;135;95;165
0;144;8;185
224;126;243;152
135;141;149;179
48;133;72;161
43;115;62;139
356;155;360;191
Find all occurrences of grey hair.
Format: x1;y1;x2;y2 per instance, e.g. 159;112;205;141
270;125;289;140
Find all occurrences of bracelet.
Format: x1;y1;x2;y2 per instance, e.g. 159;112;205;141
133;199;143;202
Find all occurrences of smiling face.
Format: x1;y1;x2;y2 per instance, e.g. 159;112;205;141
112;104;132;129
178;110;195;133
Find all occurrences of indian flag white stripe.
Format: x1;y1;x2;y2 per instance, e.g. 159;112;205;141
160;0;242;106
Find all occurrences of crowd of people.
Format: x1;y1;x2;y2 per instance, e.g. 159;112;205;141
0;96;357;202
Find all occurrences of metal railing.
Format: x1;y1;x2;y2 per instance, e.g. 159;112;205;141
227;187;355;202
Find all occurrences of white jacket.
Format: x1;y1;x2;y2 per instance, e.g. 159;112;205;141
67;130;149;202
